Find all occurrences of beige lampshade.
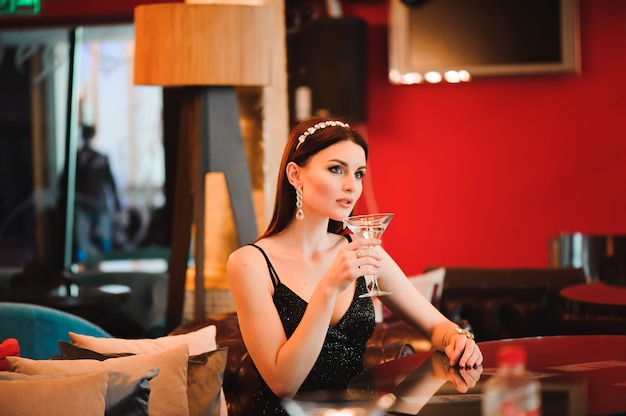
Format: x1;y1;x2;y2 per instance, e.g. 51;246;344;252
134;3;274;86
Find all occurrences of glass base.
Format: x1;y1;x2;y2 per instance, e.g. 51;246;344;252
360;290;392;298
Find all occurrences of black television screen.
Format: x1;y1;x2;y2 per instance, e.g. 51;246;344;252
388;0;581;84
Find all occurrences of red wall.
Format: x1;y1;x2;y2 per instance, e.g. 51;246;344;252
345;0;626;275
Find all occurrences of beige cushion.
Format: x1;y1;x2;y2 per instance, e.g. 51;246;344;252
0;368;156;415
69;325;217;356
8;343;190;416
0;371;108;416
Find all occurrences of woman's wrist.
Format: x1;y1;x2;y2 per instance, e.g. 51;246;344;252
442;326;474;348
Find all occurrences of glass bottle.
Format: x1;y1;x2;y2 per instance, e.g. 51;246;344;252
482;346;541;416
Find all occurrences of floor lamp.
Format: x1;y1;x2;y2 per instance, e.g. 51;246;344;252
133;3;273;330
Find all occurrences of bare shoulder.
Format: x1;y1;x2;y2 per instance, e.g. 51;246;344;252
227;243;276;315
227;244;266;278
228;243;261;263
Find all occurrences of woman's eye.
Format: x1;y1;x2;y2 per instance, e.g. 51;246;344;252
329;166;342;174
355;171;364;180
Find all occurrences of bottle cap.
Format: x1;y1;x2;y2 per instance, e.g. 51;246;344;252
496;345;526;368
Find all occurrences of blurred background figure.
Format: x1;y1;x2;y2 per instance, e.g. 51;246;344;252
74;123;121;263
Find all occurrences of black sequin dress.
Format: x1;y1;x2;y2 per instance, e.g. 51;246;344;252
248;242;376;415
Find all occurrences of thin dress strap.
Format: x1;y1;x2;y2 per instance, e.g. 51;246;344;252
248;244;280;288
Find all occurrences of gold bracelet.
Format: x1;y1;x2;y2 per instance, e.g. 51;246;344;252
443;327;474;348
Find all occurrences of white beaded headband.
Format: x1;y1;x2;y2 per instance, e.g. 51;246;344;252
295;120;350;150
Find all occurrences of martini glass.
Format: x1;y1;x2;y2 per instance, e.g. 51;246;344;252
343;213;394;297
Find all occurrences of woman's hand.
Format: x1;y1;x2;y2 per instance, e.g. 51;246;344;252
324;238;382;292
444;330;483;369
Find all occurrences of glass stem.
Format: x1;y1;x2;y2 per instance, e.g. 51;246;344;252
370;276;381;293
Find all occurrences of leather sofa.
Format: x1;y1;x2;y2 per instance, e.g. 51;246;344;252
437;267;587;341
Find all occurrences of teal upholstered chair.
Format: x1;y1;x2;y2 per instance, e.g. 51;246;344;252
0;302;111;359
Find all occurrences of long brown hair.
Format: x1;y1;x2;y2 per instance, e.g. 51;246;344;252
258;117;368;240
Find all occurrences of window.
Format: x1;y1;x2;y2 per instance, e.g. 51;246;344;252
0;25;167;273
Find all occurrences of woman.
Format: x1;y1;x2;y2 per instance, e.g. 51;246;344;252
227;117;482;414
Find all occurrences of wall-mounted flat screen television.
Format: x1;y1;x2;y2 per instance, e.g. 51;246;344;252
388;0;581;84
